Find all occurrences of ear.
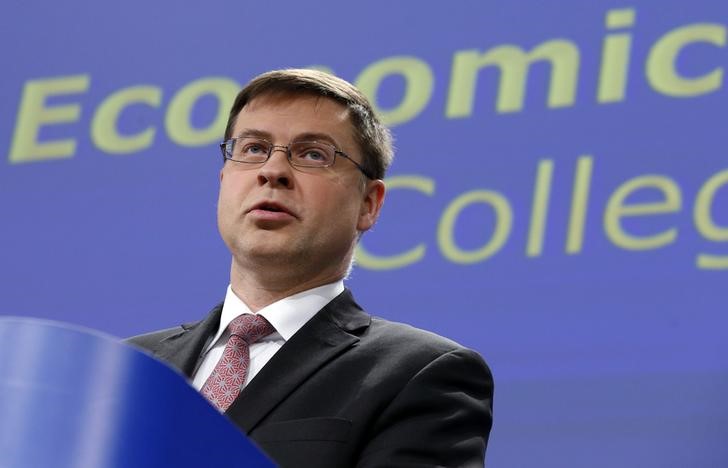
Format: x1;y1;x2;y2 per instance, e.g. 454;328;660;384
357;179;386;232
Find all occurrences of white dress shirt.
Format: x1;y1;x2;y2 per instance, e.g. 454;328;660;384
191;281;345;391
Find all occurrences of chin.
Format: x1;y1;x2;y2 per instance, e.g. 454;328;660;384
239;241;302;263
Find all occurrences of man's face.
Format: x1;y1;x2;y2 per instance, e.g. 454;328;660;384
217;93;384;282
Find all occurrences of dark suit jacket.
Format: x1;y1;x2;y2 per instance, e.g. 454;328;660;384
128;289;493;467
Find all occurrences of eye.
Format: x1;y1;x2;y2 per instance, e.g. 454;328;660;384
243;141;267;155
236;138;270;161
302;149;325;161
292;142;333;165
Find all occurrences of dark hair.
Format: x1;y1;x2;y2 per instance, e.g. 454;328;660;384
224;69;393;179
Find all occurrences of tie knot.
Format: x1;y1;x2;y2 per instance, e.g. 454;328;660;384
228;314;275;344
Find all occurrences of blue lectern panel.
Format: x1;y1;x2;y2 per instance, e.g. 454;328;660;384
0;318;273;468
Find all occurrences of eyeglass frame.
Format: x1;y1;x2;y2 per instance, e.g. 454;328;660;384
219;137;374;179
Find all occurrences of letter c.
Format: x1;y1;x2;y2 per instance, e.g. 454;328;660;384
647;23;726;97
91;85;162;154
355;175;435;270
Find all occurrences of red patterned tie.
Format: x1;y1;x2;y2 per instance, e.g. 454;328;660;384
201;314;275;411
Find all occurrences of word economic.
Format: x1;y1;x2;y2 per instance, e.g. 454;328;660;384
7;8;726;162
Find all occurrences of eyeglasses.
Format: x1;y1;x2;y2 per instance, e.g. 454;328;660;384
220;137;373;179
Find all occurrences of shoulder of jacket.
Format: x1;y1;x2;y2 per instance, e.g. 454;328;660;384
124;325;187;351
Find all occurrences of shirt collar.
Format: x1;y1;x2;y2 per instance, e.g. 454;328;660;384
208;280;345;349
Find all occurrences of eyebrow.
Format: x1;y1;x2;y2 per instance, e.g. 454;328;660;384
294;133;340;147
234;129;343;149
234;129;273;140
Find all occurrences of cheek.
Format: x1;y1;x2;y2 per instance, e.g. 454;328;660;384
217;186;231;215
318;193;364;232
219;172;249;202
217;181;245;222
309;185;352;214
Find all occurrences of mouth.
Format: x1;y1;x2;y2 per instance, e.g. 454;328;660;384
247;201;297;218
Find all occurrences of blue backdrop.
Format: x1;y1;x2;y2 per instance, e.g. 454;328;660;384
1;1;727;466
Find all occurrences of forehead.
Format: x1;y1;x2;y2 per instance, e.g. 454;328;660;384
233;93;357;149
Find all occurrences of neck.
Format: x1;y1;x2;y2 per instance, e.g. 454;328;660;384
228;259;346;312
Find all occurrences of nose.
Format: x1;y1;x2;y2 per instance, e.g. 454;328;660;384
257;147;293;188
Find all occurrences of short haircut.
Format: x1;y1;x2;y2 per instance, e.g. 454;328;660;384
224;69;394;180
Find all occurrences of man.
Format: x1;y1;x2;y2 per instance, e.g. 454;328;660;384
129;69;493;467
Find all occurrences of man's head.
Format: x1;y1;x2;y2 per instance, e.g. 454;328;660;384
217;69;391;292
224;69;393;181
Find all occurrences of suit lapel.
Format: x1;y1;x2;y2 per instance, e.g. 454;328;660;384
226;289;371;433
153;303;223;378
